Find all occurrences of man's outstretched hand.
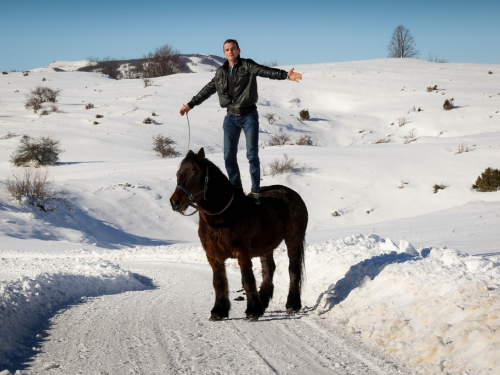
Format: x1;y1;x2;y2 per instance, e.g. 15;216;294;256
288;68;302;82
180;104;191;116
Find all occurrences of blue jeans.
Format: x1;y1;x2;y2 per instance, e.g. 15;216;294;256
223;111;260;192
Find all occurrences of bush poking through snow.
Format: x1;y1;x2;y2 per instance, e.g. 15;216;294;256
456;143;471;154
11;135;63;167
373;137;392;144
398;117;407;127
143;78;153;88
443;98;454;110
299;109;310;121
295;135;315;146
0;132;18;140
266;154;306;176
5;168;71;211
143;117;154;124
152;135;178;158
433;183;447;193
427;85;438;92
85;103;94;110
24;86;61;113
269;133;291;146
472;168;500;192
264;113;276;125
403;129;418;144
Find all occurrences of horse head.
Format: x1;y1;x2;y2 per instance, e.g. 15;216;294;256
170;148;207;214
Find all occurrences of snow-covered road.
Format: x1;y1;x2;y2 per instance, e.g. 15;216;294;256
21;261;410;375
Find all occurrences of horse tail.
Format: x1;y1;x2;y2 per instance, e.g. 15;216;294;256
299;239;306;293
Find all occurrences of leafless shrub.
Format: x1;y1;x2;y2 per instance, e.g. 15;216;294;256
403;129;418;144
373;137;392;144
443;98;454;110
143;78;153;87
264;113;276;125
433;183;447;193
95;114;103;118
142;44;182;78
427;53;448;63
25;95;43;113
299;109;310;121
85;103;94;110
266;154;306;176
25;85;60;113
32;85;60;102
11;135;62;167
269;133;291;146
152;135;178;158
456;143;470;154
0;132;18;140
143;117;155;124
427;85;438;92
398;117;407;127
6;168;71;211
295;135;315;146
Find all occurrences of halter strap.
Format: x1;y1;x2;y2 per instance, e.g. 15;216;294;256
175;164;234;216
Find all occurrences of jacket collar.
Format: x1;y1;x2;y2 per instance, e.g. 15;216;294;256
224;57;241;69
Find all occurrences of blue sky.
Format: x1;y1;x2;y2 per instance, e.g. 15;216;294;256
1;0;499;72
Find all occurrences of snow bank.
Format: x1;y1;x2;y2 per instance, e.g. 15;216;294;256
0;259;146;367
274;235;500;375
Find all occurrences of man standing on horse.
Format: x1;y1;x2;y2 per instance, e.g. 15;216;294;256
179;39;302;204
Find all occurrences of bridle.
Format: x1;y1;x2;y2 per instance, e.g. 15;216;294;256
175;164;234;216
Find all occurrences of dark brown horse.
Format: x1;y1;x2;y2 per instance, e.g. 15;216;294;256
170;148;308;321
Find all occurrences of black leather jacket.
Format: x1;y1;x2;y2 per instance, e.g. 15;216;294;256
187;57;288;116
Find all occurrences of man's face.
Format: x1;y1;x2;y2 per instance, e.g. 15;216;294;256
223;42;240;62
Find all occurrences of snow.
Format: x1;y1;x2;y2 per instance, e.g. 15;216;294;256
1;56;500;374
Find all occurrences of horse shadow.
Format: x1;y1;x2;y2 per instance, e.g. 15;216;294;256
315;251;418;313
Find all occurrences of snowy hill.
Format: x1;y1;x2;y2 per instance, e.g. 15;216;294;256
1;58;499;374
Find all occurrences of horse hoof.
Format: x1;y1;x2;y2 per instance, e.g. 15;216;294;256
244;315;260;322
209;314;225;321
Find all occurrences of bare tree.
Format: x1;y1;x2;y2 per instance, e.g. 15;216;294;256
387;25;419;58
142;44;181;78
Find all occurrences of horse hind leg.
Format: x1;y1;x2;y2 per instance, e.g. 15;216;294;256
285;236;306;314
259;253;276;310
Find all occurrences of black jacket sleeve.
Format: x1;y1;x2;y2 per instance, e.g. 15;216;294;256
187;77;217;108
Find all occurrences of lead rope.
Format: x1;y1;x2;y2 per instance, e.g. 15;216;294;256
186;111;191;152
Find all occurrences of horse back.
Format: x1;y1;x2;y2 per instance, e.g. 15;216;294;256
199;184;308;260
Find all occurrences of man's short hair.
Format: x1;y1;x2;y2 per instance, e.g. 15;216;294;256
223;39;239;49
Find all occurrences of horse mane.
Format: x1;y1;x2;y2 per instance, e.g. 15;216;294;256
182;149;246;201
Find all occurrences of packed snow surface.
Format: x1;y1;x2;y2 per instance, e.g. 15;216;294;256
1;57;500;374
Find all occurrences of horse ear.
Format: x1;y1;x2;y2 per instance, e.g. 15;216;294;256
186;150;195;159
197;148;205;159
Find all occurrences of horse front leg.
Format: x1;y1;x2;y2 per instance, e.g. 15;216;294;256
237;255;264;321
259;253;276;310
207;255;230;321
